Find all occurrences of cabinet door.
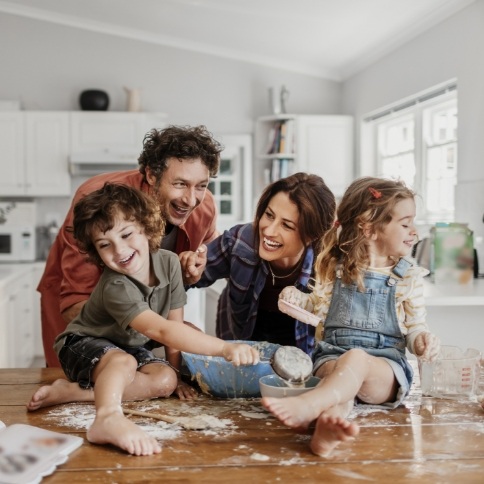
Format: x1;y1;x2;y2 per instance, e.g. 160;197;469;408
5;271;35;368
296;115;353;197
0;292;10;368
25;112;71;196
0;112;25;195
70;112;155;155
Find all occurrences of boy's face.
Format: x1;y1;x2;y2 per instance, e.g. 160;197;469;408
146;157;210;227
92;214;151;282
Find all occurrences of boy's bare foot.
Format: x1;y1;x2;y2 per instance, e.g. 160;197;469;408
87;410;162;456
310;414;359;457
261;395;319;429
27;379;93;411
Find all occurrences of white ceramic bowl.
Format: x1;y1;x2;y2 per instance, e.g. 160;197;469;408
259;374;320;398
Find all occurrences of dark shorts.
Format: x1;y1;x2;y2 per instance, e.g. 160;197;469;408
58;334;169;389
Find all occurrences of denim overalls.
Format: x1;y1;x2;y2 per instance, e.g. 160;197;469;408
312;257;415;407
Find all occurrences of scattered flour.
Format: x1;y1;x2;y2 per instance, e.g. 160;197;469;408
250;452;270;461
44;403;236;440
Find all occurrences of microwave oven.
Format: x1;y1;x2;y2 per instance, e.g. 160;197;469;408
0;225;36;262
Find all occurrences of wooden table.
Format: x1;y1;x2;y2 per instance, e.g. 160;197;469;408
1;367;483;483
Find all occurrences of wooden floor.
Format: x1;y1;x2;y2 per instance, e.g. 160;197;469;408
1;365;483;483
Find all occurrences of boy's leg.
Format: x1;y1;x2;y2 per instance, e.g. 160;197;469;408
86;349;162;456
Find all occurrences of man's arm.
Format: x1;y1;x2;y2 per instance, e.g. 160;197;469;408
61;300;87;323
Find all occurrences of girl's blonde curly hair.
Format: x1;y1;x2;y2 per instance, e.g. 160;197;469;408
314;177;415;290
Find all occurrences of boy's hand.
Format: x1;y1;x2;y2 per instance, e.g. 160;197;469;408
174;379;199;400
221;343;260;366
415;332;441;362
279;286;303;306
179;245;207;285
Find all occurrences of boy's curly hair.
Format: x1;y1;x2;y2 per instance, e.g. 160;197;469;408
72;183;165;266
314;177;415;289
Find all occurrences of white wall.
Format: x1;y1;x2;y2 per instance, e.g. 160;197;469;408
0;12;342;224
342;1;484;270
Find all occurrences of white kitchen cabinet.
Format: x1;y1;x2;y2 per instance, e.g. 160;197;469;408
0;112;70;196
70;111;167;156
0;291;9;368
0;268;35;368
254;114;354;199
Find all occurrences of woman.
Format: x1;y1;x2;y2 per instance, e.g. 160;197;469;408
192;172;336;355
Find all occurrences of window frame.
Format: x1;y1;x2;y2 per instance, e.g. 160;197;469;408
361;86;457;225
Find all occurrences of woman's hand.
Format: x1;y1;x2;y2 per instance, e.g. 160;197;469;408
414;332;441;362
221;343;260;366
174;379;199;400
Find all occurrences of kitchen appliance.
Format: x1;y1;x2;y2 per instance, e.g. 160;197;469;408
0;225;36;262
0;202;36;262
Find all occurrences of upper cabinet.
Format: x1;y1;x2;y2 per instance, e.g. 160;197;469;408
254;114;354;199
0;111;70;196
69;112;167;175
0;111;168;195
70;112;167;155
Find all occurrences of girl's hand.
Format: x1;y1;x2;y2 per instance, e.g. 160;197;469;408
221;343;260;366
415;332;441;362
174;379;199;400
279;286;303;306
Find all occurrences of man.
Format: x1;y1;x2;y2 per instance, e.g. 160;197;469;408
39;125;222;367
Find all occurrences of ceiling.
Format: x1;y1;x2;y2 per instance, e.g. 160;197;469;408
0;0;475;81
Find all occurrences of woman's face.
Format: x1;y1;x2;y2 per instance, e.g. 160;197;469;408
258;191;306;265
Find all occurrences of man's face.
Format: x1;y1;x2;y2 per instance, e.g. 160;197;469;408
148;157;210;226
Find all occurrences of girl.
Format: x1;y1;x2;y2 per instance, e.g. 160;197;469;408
28;183;259;456
262;177;440;457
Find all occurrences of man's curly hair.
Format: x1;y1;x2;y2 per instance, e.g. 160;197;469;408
138;125;222;182
72;183;165;266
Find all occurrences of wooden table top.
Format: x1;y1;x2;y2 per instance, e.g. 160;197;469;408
1;367;483;483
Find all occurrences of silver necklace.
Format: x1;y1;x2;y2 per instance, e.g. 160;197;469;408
267;259;302;286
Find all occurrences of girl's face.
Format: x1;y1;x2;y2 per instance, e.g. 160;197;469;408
371;198;417;263
258;191;306;267
92;214;151;283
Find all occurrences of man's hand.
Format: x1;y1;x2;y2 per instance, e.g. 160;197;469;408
179;245;207;285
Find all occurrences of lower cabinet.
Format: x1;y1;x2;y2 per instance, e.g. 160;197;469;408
0;265;42;368
5;270;34;368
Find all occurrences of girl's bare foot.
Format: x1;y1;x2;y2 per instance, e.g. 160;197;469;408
87;410;162;456
27;379;94;411
261;395;319;429
310;414;359;457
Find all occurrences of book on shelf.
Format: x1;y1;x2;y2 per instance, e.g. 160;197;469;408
0;422;83;484
270;158;294;182
265;120;295;155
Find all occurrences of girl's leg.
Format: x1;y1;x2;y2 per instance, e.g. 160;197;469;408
261;348;398;429
86;349;162;456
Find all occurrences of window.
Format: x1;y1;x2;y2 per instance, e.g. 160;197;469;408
363;83;457;223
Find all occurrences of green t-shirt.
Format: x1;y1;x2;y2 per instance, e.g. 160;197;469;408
54;249;187;355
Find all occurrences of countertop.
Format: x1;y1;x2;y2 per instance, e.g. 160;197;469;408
423;278;484;306
0;261;45;289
